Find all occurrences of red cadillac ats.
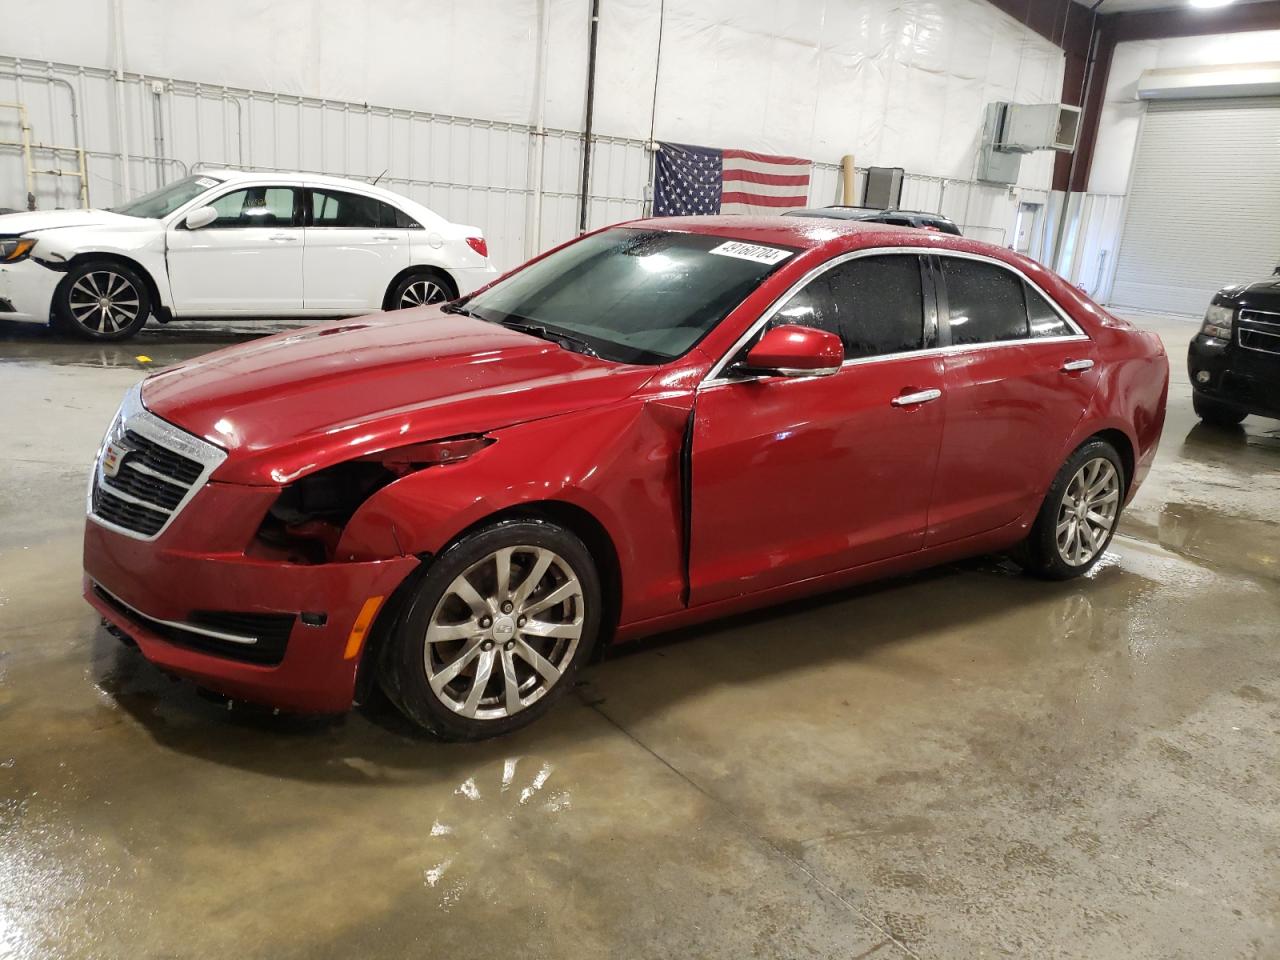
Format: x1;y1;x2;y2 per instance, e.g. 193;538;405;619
83;217;1169;739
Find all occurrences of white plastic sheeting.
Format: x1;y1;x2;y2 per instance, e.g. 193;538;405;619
1;0;1067;268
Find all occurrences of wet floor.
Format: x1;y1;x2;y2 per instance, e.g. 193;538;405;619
1;314;1277;959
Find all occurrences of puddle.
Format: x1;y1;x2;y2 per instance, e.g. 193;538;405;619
418;756;573;911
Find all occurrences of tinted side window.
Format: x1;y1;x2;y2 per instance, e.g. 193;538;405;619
206;187;298;228
390;205;422;229
941;258;1028;345
828;255;927;358
768;273;842;340
311;190;386;228
1024;283;1072;338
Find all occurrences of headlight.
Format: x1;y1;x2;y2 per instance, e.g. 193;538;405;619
87;382;144;512
0;237;36;263
95;382;144;464
1201;304;1235;341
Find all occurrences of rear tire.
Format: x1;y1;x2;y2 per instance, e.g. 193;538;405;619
387;270;456;311
1017;438;1125;581
378;519;601;741
1192;392;1247;427
52;260;151;341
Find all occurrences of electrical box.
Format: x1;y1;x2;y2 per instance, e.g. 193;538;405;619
999;103;1081;153
978;103;1021;185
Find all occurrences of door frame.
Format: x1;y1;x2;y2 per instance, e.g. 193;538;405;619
703;247;1088;387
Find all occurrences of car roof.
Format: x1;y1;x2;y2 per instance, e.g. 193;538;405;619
631;214;974;252
788;206;956;222
199;168;450;226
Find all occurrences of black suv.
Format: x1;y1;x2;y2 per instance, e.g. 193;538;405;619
1188;268;1280;426
785;206;962;235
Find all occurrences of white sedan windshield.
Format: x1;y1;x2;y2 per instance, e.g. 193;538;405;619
114;175;223;219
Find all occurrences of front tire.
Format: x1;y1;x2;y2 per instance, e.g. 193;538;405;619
378;519;602;740
53;260;151;341
1192;392;1247;427
1017;439;1125;580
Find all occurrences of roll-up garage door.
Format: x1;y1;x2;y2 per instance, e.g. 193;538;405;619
1110;97;1280;315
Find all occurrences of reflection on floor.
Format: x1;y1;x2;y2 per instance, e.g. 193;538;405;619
0;312;1276;959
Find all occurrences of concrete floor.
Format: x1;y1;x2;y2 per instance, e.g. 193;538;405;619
0;314;1276;960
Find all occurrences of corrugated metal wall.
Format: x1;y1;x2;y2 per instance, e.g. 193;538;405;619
0;54;1119;275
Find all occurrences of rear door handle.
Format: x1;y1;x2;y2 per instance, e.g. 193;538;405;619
370;234;397;242
1061;358;1094;372
269;233;298;242
891;388;942;407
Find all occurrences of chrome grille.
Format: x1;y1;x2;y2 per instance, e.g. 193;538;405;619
1238;310;1280;357
87;384;227;541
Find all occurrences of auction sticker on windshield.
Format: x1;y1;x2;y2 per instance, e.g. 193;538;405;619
708;241;793;265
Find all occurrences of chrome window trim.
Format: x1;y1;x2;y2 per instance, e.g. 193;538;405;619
94;582;259;646
702;246;1089;386
86;382;228;542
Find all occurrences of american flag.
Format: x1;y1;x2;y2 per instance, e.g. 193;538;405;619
653;142;812;217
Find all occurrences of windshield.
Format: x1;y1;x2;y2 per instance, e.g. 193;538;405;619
463;228;795;364
114;175;223;218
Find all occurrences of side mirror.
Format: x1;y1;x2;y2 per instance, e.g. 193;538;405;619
736;324;844;378
184;206;218;230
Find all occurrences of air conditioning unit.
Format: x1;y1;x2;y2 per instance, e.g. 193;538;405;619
999;103;1081;153
977;101;1081;185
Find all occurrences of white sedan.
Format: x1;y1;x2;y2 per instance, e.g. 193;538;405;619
0;170;497;340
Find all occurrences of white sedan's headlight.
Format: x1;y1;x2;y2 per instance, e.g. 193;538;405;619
1200;304;1235;341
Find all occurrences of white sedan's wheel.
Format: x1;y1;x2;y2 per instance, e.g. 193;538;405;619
400;278;448;308
54;261;151;341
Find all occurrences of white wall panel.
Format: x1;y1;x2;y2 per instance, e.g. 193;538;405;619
2;0;1069;270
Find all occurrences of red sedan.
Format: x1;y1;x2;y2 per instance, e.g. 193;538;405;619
83;217;1169;739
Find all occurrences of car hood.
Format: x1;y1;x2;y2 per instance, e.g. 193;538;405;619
0;208;148;235
141;310;657;486
1222;274;1280;312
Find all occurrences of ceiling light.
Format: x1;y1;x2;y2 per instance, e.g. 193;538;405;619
1188;0;1235;9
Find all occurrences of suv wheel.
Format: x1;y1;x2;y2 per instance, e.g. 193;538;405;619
1192;392;1247;427
378;519;602;740
53;260;151;341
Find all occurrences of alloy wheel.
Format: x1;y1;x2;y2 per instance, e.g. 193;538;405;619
400;279;447;308
424;546;585;720
1055;457;1120;566
67;270;142;334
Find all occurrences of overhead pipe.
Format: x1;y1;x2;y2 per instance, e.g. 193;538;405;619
150;79;165;189
526;0;552;257
576;0;600;234
110;0;131;198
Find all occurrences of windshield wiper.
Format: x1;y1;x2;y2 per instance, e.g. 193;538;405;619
499;319;600;358
440;301;474;316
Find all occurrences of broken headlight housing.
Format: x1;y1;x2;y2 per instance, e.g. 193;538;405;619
253;435;495;564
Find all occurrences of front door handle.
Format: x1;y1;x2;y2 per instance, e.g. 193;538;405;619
1061;358;1094;372
269;233;298;242
891;388;943;407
